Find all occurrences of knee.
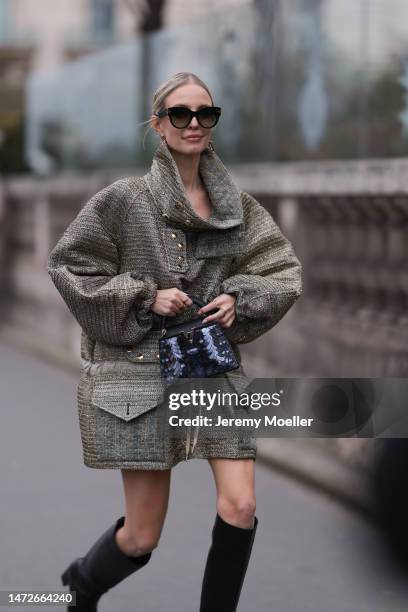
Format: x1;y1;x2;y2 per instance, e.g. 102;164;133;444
116;526;160;557
216;495;257;529
126;538;158;557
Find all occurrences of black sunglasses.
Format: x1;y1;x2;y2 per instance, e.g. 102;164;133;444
154;106;222;129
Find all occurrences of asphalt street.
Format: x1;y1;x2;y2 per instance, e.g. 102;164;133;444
1;343;407;612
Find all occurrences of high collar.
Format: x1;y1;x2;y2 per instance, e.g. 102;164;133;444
143;140;246;257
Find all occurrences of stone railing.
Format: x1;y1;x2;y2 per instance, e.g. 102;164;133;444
229;158;408;379
0;169;143;367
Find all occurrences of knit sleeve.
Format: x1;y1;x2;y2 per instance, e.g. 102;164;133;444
219;192;302;344
47;184;158;346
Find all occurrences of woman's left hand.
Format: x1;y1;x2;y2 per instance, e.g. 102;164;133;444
197;293;237;328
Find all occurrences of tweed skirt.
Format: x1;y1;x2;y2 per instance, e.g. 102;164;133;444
77;371;257;470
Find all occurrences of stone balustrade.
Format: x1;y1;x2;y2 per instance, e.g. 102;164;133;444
229;159;408;378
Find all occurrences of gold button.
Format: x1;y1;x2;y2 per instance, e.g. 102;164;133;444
171;232;177;239
177;255;183;261
137;353;144;360
175;202;182;209
185;219;191;224
177;242;183;249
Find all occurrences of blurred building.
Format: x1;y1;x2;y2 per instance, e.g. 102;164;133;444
0;0;140;71
0;0;249;71
164;0;248;28
0;0;250;172
0;0;143;171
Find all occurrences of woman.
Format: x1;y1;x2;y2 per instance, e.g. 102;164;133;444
48;72;302;611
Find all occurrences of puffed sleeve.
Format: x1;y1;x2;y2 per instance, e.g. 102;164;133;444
219;192;302;344
47;183;158;346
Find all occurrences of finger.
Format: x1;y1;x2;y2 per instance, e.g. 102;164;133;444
165;302;183;316
163;309;177;317
197;300;223;314
176;296;191;308
220;315;235;328
218;312;234;326
163;306;180;317
204;307;235;324
201;310;226;324
176;299;192;313
183;296;193;306
170;297;186;310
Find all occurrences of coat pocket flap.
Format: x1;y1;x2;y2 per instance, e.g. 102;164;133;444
91;377;165;422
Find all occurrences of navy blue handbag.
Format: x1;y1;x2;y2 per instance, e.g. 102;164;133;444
158;296;240;382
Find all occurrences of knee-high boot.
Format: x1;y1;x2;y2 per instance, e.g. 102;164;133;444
199;513;258;612
61;516;152;611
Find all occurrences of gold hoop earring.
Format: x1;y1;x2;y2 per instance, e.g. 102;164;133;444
161;135;167;144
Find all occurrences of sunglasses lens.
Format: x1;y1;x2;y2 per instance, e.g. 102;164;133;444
197;108;219;128
167;107;221;128
169;108;192;128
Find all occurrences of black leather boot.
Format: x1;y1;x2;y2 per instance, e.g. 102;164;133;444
61;516;152;611
199;513;258;612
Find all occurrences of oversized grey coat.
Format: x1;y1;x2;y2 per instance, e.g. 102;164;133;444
47;140;302;470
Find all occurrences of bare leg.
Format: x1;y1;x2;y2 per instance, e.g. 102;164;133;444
116;468;172;556
208;458;256;527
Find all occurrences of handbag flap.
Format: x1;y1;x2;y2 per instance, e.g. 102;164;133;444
162;316;207;338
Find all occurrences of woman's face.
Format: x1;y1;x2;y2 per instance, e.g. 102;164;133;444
151;83;214;155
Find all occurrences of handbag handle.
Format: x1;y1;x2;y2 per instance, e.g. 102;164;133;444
160;294;206;335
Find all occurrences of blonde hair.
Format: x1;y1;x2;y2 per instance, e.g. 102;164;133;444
138;72;215;149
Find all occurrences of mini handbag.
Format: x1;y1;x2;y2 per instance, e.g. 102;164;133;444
158;296;240;383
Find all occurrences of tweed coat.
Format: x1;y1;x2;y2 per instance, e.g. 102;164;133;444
47;139;302;470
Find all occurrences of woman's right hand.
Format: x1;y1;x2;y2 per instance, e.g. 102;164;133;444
150;288;193;317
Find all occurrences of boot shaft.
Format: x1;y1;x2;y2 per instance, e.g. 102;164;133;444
61;516;152;610
199;513;258;612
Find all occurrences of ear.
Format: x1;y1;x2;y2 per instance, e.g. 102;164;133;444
150;115;161;136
